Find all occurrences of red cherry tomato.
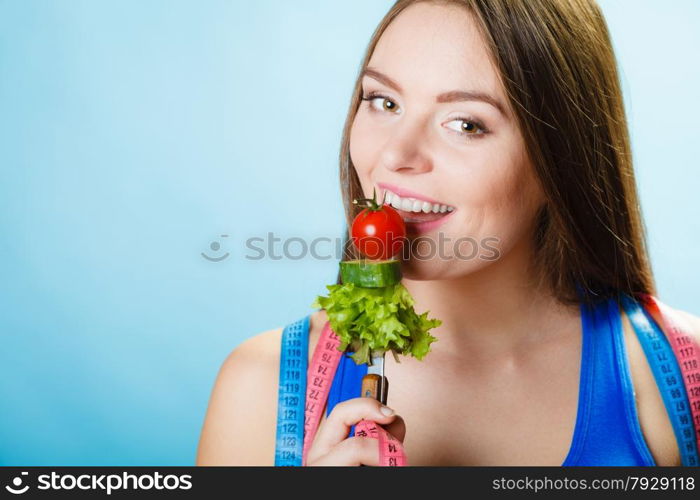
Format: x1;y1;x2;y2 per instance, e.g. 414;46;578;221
351;189;406;260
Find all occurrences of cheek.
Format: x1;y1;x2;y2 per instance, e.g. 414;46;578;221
349;113;377;177
452;146;541;240
493;172;540;246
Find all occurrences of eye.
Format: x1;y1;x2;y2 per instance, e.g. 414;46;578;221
360;92;489;140
444;118;488;138
360;92;399;113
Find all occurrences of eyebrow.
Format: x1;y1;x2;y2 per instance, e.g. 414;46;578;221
361;67;507;117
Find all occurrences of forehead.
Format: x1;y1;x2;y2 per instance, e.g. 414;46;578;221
366;2;502;99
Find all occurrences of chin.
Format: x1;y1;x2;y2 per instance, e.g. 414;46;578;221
400;254;496;282
399;260;449;281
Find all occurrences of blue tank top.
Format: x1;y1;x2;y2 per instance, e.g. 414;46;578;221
324;295;657;466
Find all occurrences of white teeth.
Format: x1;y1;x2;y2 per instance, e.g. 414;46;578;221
381;188;454;214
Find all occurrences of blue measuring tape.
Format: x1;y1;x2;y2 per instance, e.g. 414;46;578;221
274;314;309;466
620;294;699;466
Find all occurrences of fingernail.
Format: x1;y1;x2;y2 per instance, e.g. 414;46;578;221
380;405;394;416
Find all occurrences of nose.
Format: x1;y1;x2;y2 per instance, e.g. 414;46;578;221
378;117;434;175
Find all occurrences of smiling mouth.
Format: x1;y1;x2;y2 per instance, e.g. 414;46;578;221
380;189;455;224
391;206;450;223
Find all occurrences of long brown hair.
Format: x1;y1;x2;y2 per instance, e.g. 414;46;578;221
335;0;655;307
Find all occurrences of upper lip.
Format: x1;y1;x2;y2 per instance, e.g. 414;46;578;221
376;181;451;207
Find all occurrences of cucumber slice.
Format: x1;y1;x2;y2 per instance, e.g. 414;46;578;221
339;259;402;287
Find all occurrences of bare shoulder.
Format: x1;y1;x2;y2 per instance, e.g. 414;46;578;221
619;303;700;467
195;310;328;466
195;326;283;465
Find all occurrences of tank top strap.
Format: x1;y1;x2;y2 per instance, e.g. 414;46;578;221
569;295;656;465
326;350;368;438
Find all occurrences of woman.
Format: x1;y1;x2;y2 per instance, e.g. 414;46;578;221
196;0;700;466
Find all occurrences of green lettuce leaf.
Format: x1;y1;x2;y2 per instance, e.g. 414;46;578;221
311;282;441;365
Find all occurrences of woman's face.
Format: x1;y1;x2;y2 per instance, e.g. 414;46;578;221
349;2;545;280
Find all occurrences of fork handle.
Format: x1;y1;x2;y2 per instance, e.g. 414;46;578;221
361;374;388;405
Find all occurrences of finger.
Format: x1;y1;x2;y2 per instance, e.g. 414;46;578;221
309;436;381;466
307;398;397;463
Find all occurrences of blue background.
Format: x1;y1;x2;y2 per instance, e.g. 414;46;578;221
1;0;697;465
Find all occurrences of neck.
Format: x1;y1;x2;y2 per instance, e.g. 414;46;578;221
398;236;579;365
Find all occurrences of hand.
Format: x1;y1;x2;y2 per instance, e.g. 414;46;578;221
305;397;406;466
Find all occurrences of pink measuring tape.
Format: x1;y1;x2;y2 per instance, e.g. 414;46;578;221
301;321;408;466
637;293;700;453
